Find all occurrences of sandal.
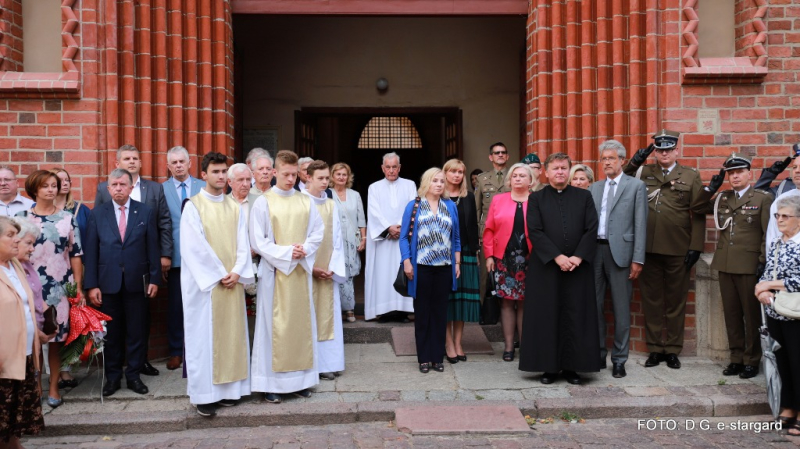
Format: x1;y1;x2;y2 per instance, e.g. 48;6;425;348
345;311;356;323
778;415;796;429
502;351;515;362
419;363;430;374
58;378;78;389
788;421;800;436
432;363;444;372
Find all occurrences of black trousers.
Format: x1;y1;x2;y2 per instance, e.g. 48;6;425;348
100;280;149;383
767;315;800;410
167;267;184;356
414;265;452;364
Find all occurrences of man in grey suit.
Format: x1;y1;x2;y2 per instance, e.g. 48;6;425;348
95;144;173;376
589;140;648;378
162;146;205;370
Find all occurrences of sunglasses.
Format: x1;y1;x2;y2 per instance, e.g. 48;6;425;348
491;151;508;156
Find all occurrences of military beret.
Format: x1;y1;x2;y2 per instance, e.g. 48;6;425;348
521;153;541;165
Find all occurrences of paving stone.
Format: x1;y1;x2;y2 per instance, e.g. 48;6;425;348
304;392;342;403
395;405;529;435
340;392;377;402
623;386;670;397
520;387;571;400
427;390;457;401
379;390;401;401
400;390;427;401
473;389;524;401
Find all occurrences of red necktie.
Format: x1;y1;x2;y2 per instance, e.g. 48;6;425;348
119;206;127;242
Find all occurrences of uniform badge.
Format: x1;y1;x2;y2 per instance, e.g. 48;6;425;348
747;216;754;224
485;193;490;198
671;180;676;185
742;205;759;210
646;176;655;180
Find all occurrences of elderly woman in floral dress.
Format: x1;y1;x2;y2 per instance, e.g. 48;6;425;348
15;170;82;409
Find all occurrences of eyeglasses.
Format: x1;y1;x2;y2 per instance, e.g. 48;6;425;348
600;157;619;162
491;151;508;156
0;178;14;184
774;213;798;220
654;148;676;154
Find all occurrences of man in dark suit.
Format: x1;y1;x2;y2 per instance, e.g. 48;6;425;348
85;169;161;397
162;146;205;371
589;140;648;379
95;144;172;376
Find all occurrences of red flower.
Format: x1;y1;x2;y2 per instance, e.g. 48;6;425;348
497;275;506;284
515;271;526;281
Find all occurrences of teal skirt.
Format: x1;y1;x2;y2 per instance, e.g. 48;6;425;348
447;253;481;322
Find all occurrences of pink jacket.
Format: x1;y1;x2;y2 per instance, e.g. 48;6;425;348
482;192;532;259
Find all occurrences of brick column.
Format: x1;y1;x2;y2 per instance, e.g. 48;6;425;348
525;0;662;165
102;0;234;179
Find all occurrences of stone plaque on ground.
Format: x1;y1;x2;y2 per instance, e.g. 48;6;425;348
395;405;530;434
390;324;494;356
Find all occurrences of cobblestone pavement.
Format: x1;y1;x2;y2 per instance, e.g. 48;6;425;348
23;416;800;448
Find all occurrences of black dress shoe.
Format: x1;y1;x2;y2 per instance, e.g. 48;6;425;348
432;362;444;372
102;380;121;397
562;370;581;385
665;353;681;369
645;352;665;368
540;372;558;384
600;358;607;369
739;365;759;379
196;403;216;417
141;361;160;376
722;363;744;376
612;362;627;378
456;354;467;362
127;379;149;395
292;389;311;399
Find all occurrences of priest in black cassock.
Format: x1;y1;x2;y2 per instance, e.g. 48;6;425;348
519;152;601;385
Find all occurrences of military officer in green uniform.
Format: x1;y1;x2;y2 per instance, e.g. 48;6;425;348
475;142;510;325
624;130;707;370
698;153;772;379
522;153;545;193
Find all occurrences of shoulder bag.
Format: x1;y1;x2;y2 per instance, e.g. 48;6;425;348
771;241;800;319
393;197;421;297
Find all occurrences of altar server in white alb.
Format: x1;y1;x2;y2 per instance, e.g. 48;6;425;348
250;150;324;404
303;160;346;381
180;152;254;418
365;152;417;322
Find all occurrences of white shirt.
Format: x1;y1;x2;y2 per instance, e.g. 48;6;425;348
767;189;800;250
660;163;677;176
130;177;142;202
113;197;132;226
597;171;623;239
0;194;34;217
2;263;33;355
734;184;750;199
172;177;193;199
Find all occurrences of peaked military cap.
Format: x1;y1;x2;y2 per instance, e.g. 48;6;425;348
652;129;680;150
722;152;751;171
521;153;541;165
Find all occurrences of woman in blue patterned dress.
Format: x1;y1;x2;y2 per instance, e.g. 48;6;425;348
16;170;82;408
755;195;800;435
400;168;461;374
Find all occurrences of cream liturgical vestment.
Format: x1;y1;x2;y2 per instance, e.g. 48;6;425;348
365;177;417;320
180;189;254;405
303;190;346;374
249;187;324;393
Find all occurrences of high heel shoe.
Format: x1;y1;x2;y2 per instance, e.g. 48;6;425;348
456;354;467;362
446;355;459;364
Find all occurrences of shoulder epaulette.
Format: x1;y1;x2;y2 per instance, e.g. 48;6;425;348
754;188;773;197
680;165;697;171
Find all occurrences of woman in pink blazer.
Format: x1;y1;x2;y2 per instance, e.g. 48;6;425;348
483;163;534;362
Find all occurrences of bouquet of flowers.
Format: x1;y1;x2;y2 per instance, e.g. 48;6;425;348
60;282;112;369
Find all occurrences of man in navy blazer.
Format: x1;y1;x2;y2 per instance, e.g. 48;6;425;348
85;169;161;397
162;146;205;370
95;144;172;376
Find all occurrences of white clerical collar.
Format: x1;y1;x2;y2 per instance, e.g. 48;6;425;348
274;187;295;197
735;185;750;198
199;188;225;202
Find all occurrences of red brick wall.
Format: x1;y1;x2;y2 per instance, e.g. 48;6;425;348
0;0;23;72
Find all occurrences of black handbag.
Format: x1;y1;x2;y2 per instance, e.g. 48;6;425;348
393;197;421;297
42;305;58;336
479;271;500;325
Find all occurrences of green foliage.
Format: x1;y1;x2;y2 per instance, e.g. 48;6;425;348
60;334;88;370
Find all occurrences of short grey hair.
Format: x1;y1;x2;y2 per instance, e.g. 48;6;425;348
0;165;14;177
504;163;534;190
599;139;627;159
227;163;251;179
382;152;400;165
246;148;269;166
167;146;190;162
250;152;274;171
298;157;314;166
109;168;133;184
776;195;800;217
12;216;40;240
0;216;20;236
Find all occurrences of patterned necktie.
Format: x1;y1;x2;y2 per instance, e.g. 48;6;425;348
662;169;669;178
180;182;187;201
118;205;127;242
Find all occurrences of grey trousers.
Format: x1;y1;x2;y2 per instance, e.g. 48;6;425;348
595;244;633;364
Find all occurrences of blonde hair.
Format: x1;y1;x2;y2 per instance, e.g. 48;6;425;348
329;162;354;189
504;163;534;190
568;164;594;184
442;159;468;198
50;168;76;210
417;167;449;199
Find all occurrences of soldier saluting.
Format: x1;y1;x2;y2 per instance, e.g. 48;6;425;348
623;130;706;370
698;154;772;379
